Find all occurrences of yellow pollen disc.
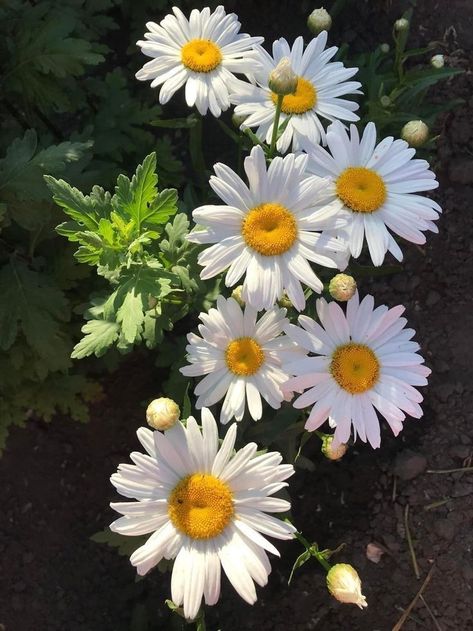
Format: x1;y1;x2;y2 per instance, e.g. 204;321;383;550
168;473;234;539
242;202;297;256
225;337;265;376
181;38;222;73
336;167;387;213
271;77;317;114
330;343;380;394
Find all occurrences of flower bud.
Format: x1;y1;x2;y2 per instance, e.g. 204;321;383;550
278;293;293;309
380;95;392;108
232;112;247;128
430;54;445;69
380;43;390;53
401;120;429;148
327;564;368;609
394;18;409;32
231;285;245;307
146;398;180;431
329;274;357;302
321;434;348;461
268;57;298;96
307;7;332;35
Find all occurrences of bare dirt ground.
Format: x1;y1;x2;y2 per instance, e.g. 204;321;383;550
1;1;472;629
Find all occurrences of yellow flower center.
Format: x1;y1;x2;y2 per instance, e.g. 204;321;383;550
271;77;317;114
168;473;234;539
181;39;222;73
336;167;387;213
225;337;265;376
242;202;297;256
330;343;380;394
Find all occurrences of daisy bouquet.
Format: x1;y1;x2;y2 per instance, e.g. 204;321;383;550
46;2;457;627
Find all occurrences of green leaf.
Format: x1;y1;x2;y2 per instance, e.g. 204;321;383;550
288;550;311;585
6;6;105;112
142;188;178;227
0;131;92;207
0;257;71;370
116;287;145;344
46;176;101;229
71;319;120;359
90;528;147;557
116;153;158;229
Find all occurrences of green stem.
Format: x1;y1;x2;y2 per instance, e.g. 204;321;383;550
195;607;206;631
314;552;332;572
269;94;284;157
292;527;332;572
189;112;207;195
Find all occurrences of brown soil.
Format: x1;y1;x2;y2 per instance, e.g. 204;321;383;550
1;1;473;630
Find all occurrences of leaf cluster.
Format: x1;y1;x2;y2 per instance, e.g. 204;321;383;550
47;153;204;359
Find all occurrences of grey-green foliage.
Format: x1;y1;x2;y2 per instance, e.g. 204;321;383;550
47;153;202;359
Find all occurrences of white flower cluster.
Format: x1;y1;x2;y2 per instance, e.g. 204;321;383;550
109;4;440;620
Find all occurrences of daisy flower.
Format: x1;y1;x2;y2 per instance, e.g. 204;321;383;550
180;296;305;424
282;293;431;448
110;408;295;620
231;33;361;152
188;145;348;311
135;5;263;117
305;120;441;266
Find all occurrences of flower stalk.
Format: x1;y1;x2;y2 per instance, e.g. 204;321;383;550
269;94;284;157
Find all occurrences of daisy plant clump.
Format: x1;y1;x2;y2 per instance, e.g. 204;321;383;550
85;2;453;626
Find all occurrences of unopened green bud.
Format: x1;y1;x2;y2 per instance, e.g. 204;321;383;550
329;274;357;302
380;95;392;108
232;112;247;128
321;434;348;461
268;57;298;96
307;7;332;35
146;398;180;431
401;120;429;148
278;293;293;309
380;43;390;53
430;54;445;69
327;564;368;609
231;285;245;307
394;18;409;32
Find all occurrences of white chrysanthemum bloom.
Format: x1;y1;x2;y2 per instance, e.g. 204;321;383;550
282;293;431;448
110;408;295;620
327;563;367;608
180;296;305;424
188;145;348;311
305;120;441;266
135;6;263;117
230;34;361;151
